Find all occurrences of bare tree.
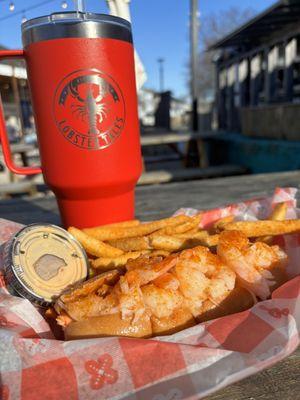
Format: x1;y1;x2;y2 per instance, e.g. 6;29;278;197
196;6;255;101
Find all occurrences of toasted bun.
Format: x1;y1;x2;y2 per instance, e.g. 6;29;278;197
197;286;255;323
151;307;196;336
269;265;288;292
64;312;152;340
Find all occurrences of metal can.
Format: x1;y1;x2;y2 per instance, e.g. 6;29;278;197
3;223;88;307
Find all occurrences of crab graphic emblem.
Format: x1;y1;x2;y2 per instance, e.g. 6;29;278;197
54;69;125;150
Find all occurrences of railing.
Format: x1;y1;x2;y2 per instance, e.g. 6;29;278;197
241;104;300;140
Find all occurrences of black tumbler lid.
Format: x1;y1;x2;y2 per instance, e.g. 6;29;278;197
22;11;132;47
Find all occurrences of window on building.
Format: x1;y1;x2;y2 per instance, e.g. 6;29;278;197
292;36;300;101
258;54;266;104
292;62;300;101
274;43;285;99
0;77;14;103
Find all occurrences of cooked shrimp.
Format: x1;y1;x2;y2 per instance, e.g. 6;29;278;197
125;253;179;286
121;248;221;322
153;272;180;290
173;246;236;317
206;266;236;305
117;253;183;321
117;275;146;322
142;284;184;319
120;246;236;320
217;230;287;300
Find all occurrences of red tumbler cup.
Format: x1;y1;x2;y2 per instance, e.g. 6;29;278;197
0;12;142;228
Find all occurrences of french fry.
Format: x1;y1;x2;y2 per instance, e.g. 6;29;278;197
150;235;185;251
257;202;288;243
213;215;235;232
175;231;209;240
83;215;190;241
107;236;151;251
152;214;202;236
150;232;218;251
149;250;170;257
181;227;199;235
176;231;220;247
204;234;220;246
68;227;124;258
224;219;300;237
269;202;288;221
85;219;140;230
152;222;193;236
91;251;150;270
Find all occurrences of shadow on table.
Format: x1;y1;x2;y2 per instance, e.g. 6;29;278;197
0;197;61;226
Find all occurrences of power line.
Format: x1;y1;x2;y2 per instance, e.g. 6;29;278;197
0;0;58;22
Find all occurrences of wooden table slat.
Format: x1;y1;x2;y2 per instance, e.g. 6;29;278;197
140;131;222;146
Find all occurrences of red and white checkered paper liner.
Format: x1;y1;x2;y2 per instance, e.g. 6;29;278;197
0;187;299;400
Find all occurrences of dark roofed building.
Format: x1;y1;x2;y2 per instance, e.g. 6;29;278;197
211;0;300;140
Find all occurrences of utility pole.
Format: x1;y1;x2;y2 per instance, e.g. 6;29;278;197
157;58;165;93
189;0;207;167
190;0;199;131
73;0;86;12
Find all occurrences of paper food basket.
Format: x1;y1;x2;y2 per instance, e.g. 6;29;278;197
0;187;299;400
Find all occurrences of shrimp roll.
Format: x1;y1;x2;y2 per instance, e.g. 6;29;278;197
54;238;289;340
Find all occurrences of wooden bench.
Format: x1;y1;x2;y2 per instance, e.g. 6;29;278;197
10;143;37;166
0;143;38;183
140;130;223;169
140;130;221;146
0;181;37;199
138;164;247;185
0;143;38;196
139;130;236;184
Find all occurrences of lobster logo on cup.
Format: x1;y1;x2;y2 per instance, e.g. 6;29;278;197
54;69;125;150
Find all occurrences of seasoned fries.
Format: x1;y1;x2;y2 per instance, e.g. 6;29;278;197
91;251;149;270
213;216;234;232
257;202;288;243
223;219;300;237
107;236;151;251
83;215;190;241
153;214;202;236
67;201;300;279
149;250;170;257
68;227;123;258
204;234;220;247
97;219;140;229
175;231;209;240
150;235;185;251
270;202;288;221
150;231;219;252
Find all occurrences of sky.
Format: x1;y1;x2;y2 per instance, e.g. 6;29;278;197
0;0;276;97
